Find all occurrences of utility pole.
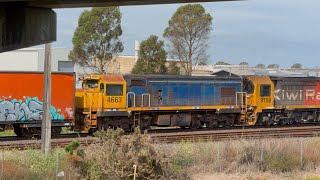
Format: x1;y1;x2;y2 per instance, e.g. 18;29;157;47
41;43;52;154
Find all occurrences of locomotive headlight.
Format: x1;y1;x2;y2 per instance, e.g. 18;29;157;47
84;74;90;79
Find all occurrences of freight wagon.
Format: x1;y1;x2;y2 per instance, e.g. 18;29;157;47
0;72;75;137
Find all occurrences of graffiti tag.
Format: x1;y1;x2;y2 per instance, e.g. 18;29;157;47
0;97;64;122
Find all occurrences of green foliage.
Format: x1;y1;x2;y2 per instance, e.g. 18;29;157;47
131;35;168;74
168;61;181;75
263;151;300;172
255;63;266;69
171;141;194;172
215;60;230;65
0;130;15;136
163;4;213;75
291;63;302;69
239;61;249;66
65;140;80;155
93;128;125;141
69;7;124;74
267;64;280;69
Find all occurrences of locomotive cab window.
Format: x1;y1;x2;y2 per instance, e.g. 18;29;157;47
243;80;254;94
83;80;98;89
106;84;123;96
260;85;271;96
100;83;104;93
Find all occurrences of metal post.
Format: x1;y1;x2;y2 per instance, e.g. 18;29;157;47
133;165;137;180
300;138;304;170
1;151;4;179
56;152;59;180
260;141;263;163
217;142;221;172
41;43;52;154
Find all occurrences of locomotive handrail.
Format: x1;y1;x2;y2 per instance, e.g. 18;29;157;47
89;93;92;120
126;92;136;108
141;93;151;107
98;93;103;111
236;92;247;112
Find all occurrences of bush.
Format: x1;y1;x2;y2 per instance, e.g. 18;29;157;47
65;140;80;155
73;128;188;180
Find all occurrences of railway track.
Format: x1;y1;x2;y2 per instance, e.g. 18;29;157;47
151;126;320;143
0;136;97;150
1;126;320;149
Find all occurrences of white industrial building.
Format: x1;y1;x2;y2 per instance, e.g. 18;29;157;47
0;47;74;72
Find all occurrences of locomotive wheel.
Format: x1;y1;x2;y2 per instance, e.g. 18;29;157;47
88;128;97;134
265;120;273;127
4;124;14;131
207;120;218;129
191;120;201;129
97;118;109;131
21;128;35;138
51;127;62;137
280;119;287;125
13;126;23;137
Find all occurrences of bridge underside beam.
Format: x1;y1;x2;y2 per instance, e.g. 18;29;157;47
0;7;56;52
21;0;238;8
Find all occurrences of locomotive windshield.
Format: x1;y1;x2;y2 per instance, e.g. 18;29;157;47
82;80;99;89
243;80;254;94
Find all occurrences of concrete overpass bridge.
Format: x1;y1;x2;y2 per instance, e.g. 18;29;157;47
0;0;238;52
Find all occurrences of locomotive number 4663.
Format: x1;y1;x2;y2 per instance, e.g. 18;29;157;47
107;97;122;103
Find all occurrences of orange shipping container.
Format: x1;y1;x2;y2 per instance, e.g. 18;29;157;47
0;72;75;122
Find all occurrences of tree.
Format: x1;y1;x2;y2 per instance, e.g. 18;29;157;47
168;61;181;75
131;35;167;74
69;7;123;74
215;61;230;65
239;62;249;66
267;64;280;69
163;4;213;75
291;63;302;69
255;64;266;69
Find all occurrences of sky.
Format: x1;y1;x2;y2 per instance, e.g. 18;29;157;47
52;0;320;68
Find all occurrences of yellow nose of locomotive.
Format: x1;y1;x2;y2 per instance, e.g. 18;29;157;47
75;74;127;132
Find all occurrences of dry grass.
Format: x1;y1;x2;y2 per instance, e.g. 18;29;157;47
161;137;320;179
2;131;320;179
0;148;79;180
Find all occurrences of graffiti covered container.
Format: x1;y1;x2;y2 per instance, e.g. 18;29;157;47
0;72;75;123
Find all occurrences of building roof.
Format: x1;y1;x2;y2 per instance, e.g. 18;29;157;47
193;65;320;77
